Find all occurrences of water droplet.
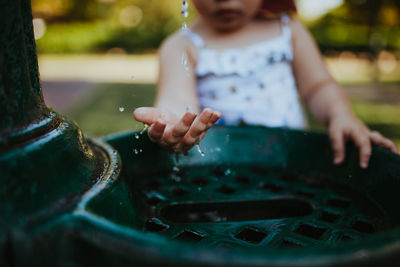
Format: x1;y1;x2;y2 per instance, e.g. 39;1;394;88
139;149;143;153
140;124;149;134
196;144;205;157
186;105;193;112
224;169;232;176
181;22;188;31
134;149;139;155
173;166;180;173
171;173;182;183
134;134;140;139
182;0;189;10
181;52;189;71
182;10;189;18
225;134;230;143
119;107;125;112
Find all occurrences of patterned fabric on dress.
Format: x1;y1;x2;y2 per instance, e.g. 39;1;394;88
182;15;307;129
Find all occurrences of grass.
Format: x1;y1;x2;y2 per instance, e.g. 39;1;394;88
68;83;156;136
67;82;400;146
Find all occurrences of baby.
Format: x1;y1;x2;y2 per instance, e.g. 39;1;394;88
134;0;398;168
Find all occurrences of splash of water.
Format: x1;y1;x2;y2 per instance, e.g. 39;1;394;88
181;0;189;18
196;144;205;157
119;107;125;112
140;124;149;134
182;21;188;31
186;105;193;112
181;0;190;73
172;166;180;173
224;169;232;176
181;52;189;71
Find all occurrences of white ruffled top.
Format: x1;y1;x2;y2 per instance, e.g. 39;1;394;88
182;16;307;129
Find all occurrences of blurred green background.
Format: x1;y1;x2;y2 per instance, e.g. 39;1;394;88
32;0;400;146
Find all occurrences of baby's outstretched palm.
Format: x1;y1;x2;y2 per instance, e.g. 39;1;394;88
133;107;220;154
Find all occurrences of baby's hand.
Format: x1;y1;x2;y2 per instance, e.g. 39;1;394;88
133;107;221;154
329;114;399;169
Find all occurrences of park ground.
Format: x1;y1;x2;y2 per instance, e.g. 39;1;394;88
38;54;400;146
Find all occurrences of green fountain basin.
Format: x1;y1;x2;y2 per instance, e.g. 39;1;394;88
16;126;400;267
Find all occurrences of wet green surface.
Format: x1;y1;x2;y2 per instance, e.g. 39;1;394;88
136;165;389;248
65;126;399;266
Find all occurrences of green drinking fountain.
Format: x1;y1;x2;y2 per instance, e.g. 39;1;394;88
1;1;400;266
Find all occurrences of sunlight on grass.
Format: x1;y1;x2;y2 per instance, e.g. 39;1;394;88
352;101;400;125
67;82;400;149
68;83;156;136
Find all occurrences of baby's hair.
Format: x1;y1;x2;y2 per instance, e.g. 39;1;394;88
259;0;297;17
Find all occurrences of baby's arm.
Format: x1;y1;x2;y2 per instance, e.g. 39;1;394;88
134;33;220;154
290;19;398;168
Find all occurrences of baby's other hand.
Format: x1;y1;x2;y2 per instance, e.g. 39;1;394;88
329;114;399;169
133;107;221;154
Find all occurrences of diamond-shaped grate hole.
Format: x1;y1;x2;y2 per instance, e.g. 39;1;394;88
280;239;304;248
260;183;283;193
327;198;351;209
146;196;163;206
252;166;268;176
192;177;209;186
295;224;326;240
171;187;188;196
319;211;340;223
341;234;355;242
175;230;204;243
145;218;169;232
235;175;251;184
305;179;326;189
294;190;315;198
212;167;225;177
280;173;297;182
352;219;375;233
147;180;161;190
216;185;236;195
235;228;267;244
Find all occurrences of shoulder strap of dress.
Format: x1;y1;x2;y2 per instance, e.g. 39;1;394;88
181;29;205;49
280;15;291;39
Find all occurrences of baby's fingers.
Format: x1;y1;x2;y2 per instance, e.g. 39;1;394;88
178;108;213;151
199;111;221;140
133;107;163;125
148;119;166;143
329;127;345;165
350;130;371;169
165;111;197;146
206;111;221;129
369;131;399;154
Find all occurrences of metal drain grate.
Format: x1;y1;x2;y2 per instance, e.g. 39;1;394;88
134;165;389;248
235;228;267;244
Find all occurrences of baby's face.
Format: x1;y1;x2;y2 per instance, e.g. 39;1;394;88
191;0;262;32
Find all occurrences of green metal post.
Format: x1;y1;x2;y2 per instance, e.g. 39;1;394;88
0;0;50;145
0;0;119;243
